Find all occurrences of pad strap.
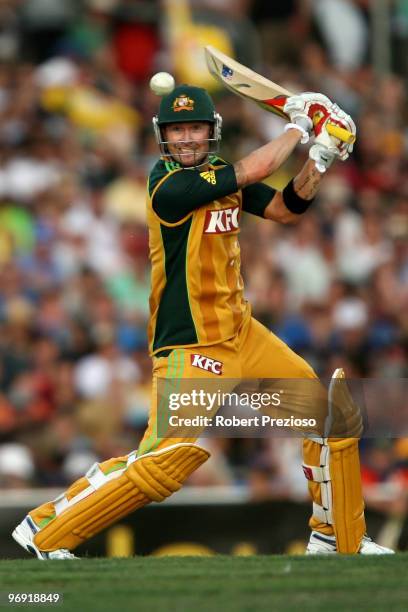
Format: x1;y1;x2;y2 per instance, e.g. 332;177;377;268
53;494;69;516
53;462;127;516
313;502;333;525
86;463;108;488
304;438;334;526
302;464;331;482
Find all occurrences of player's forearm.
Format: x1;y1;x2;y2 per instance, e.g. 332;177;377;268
293;158;324;200
264;192;302;224
264;158;322;224
234;129;301;188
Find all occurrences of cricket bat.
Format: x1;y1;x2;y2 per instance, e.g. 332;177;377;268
205;45;356;145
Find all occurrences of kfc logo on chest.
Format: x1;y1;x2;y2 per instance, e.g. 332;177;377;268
190;353;223;375
203;206;240;234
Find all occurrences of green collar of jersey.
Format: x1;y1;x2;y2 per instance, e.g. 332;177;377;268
163;159;182;172
162;154;220;173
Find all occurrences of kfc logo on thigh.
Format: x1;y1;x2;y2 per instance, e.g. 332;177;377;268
203;206;240;234
191;353;223;375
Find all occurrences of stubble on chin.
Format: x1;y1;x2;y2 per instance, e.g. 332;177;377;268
169;149;208;167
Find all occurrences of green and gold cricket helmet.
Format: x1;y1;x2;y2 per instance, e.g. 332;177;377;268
153;84;222;163
157;85;216;124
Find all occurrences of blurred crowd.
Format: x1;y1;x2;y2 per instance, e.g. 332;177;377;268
0;0;406;515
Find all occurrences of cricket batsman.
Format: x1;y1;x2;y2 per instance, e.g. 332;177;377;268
12;84;393;558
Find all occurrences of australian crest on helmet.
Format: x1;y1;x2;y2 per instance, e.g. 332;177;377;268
173;94;195;112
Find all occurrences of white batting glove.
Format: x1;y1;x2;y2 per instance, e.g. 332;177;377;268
309;130;339;173
325;103;356;161
284;92;333;143
310;104;356;172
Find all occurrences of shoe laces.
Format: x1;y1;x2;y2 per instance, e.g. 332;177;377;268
49;549;78;559
60;549;78;559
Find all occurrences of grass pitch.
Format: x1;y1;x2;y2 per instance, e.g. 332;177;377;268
0;555;407;612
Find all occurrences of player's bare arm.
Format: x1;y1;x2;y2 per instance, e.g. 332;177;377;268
234;129;302;188
293;158;323;199
264;159;323;224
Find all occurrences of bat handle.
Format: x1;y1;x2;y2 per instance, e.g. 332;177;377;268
326;123;356;145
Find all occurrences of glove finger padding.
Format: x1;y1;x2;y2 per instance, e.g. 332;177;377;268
323;104;356;160
309;130;339;173
284;92;333;140
284;92;337;138
284;92;332;116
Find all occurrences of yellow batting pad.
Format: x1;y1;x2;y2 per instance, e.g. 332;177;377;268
303;437;366;553
302;368;366;553
34;443;209;552
328;437;366;553
326;368;363;438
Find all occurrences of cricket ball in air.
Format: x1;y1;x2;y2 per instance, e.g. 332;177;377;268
149;72;175;96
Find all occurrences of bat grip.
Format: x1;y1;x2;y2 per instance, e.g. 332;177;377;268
326;123;356;145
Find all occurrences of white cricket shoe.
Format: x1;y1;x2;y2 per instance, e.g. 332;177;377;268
12;515;79;560
359;535;395;555
306;531;394;555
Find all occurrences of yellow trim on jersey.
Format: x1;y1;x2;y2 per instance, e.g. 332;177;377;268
147;206;167;350
184;214;199;342
186;202;206;343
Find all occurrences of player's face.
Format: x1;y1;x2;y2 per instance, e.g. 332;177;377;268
163;122;212;166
